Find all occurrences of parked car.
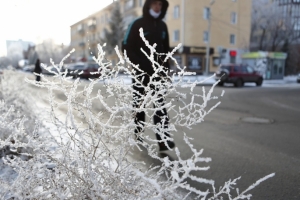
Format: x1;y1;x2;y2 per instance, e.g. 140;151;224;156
297;73;300;83
65;62;101;79
41;65;62;75
215;64;263;87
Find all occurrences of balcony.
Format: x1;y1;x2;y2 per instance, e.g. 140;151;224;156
78;29;85;35
77;24;85;35
88;19;97;31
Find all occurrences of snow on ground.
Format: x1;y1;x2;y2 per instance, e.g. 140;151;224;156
0;71;298;197
117;74;300;87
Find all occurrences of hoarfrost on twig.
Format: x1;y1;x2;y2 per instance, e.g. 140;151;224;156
0;28;274;199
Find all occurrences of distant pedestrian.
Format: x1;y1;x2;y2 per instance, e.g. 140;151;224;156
123;0;174;151
34;59;41;82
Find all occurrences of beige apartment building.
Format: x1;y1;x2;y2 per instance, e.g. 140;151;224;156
70;0;252;74
70;3;114;62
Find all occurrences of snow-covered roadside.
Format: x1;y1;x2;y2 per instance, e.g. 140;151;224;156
0;70;50;189
111;73;300;87
0;30;279;198
0;68;276;199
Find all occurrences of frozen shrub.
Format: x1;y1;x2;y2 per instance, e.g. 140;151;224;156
0;29;274;199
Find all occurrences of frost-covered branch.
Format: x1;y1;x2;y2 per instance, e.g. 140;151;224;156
0;28;274;199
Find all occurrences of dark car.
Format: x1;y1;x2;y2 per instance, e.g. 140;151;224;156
65;62;101;79
22;65;35;73
215;64;263;87
41;65;62;75
297;73;300;83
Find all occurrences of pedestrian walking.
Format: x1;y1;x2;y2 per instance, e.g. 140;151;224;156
123;0;174;151
34;59;41;82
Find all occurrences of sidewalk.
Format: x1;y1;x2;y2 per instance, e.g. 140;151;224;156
114;74;299;86
263;75;298;85
194;75;299;86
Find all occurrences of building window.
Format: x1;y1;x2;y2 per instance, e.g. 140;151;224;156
203;31;209;42
295;30;300;37
188;56;202;70
279;0;292;5
163;12;167;21
174;5;180;19
213;57;220;66
124;15;135;27
173;30;180;42
294;19;300;30
204;7;210;20
231;12;237;24
230;34;236;45
105;14;109;23
88;18;96;26
101;30;105;38
283;5;288;17
125;0;135;11
77;24;83;31
139;0;143;7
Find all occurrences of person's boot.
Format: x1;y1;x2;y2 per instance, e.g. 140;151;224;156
158;140;175;151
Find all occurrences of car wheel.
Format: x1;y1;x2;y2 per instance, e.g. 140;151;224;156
217;81;224;86
234;78;243;87
256;78;263;86
220;71;229;81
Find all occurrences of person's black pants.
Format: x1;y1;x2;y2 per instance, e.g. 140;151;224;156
133;78;170;141
36;76;41;82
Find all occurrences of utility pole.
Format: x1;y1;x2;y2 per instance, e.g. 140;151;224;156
205;0;215;75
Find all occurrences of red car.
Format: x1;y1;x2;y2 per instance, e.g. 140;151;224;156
215;64;263;87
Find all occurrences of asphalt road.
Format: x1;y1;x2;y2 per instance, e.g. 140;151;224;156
134;84;300;199
201;85;300;200
19;72;300;199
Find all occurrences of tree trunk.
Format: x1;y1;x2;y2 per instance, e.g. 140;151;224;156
259;29;266;50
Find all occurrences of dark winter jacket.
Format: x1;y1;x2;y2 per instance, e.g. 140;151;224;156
123;0;170;79
34;59;41;74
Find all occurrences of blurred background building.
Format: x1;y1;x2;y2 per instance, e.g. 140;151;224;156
6;40;34;67
70;0;252;74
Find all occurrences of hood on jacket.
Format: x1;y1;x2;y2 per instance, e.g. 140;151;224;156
143;0;169;20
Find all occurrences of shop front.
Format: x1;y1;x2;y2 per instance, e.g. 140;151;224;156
242;51;287;80
170;46;214;75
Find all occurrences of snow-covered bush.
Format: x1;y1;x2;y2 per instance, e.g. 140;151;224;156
0;29;274;199
0;70;38;161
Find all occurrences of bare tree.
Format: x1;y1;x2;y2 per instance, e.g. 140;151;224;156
101;1;125;54
252;0;300;50
251;0;300;74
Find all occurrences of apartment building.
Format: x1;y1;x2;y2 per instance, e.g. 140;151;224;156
70;0;252;73
70;3;114;62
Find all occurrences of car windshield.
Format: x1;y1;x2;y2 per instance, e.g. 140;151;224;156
73;64;86;70
87;63;99;69
220;66;231;71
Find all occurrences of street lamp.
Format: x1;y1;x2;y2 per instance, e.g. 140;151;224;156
205;0;238;75
204;0;215;75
